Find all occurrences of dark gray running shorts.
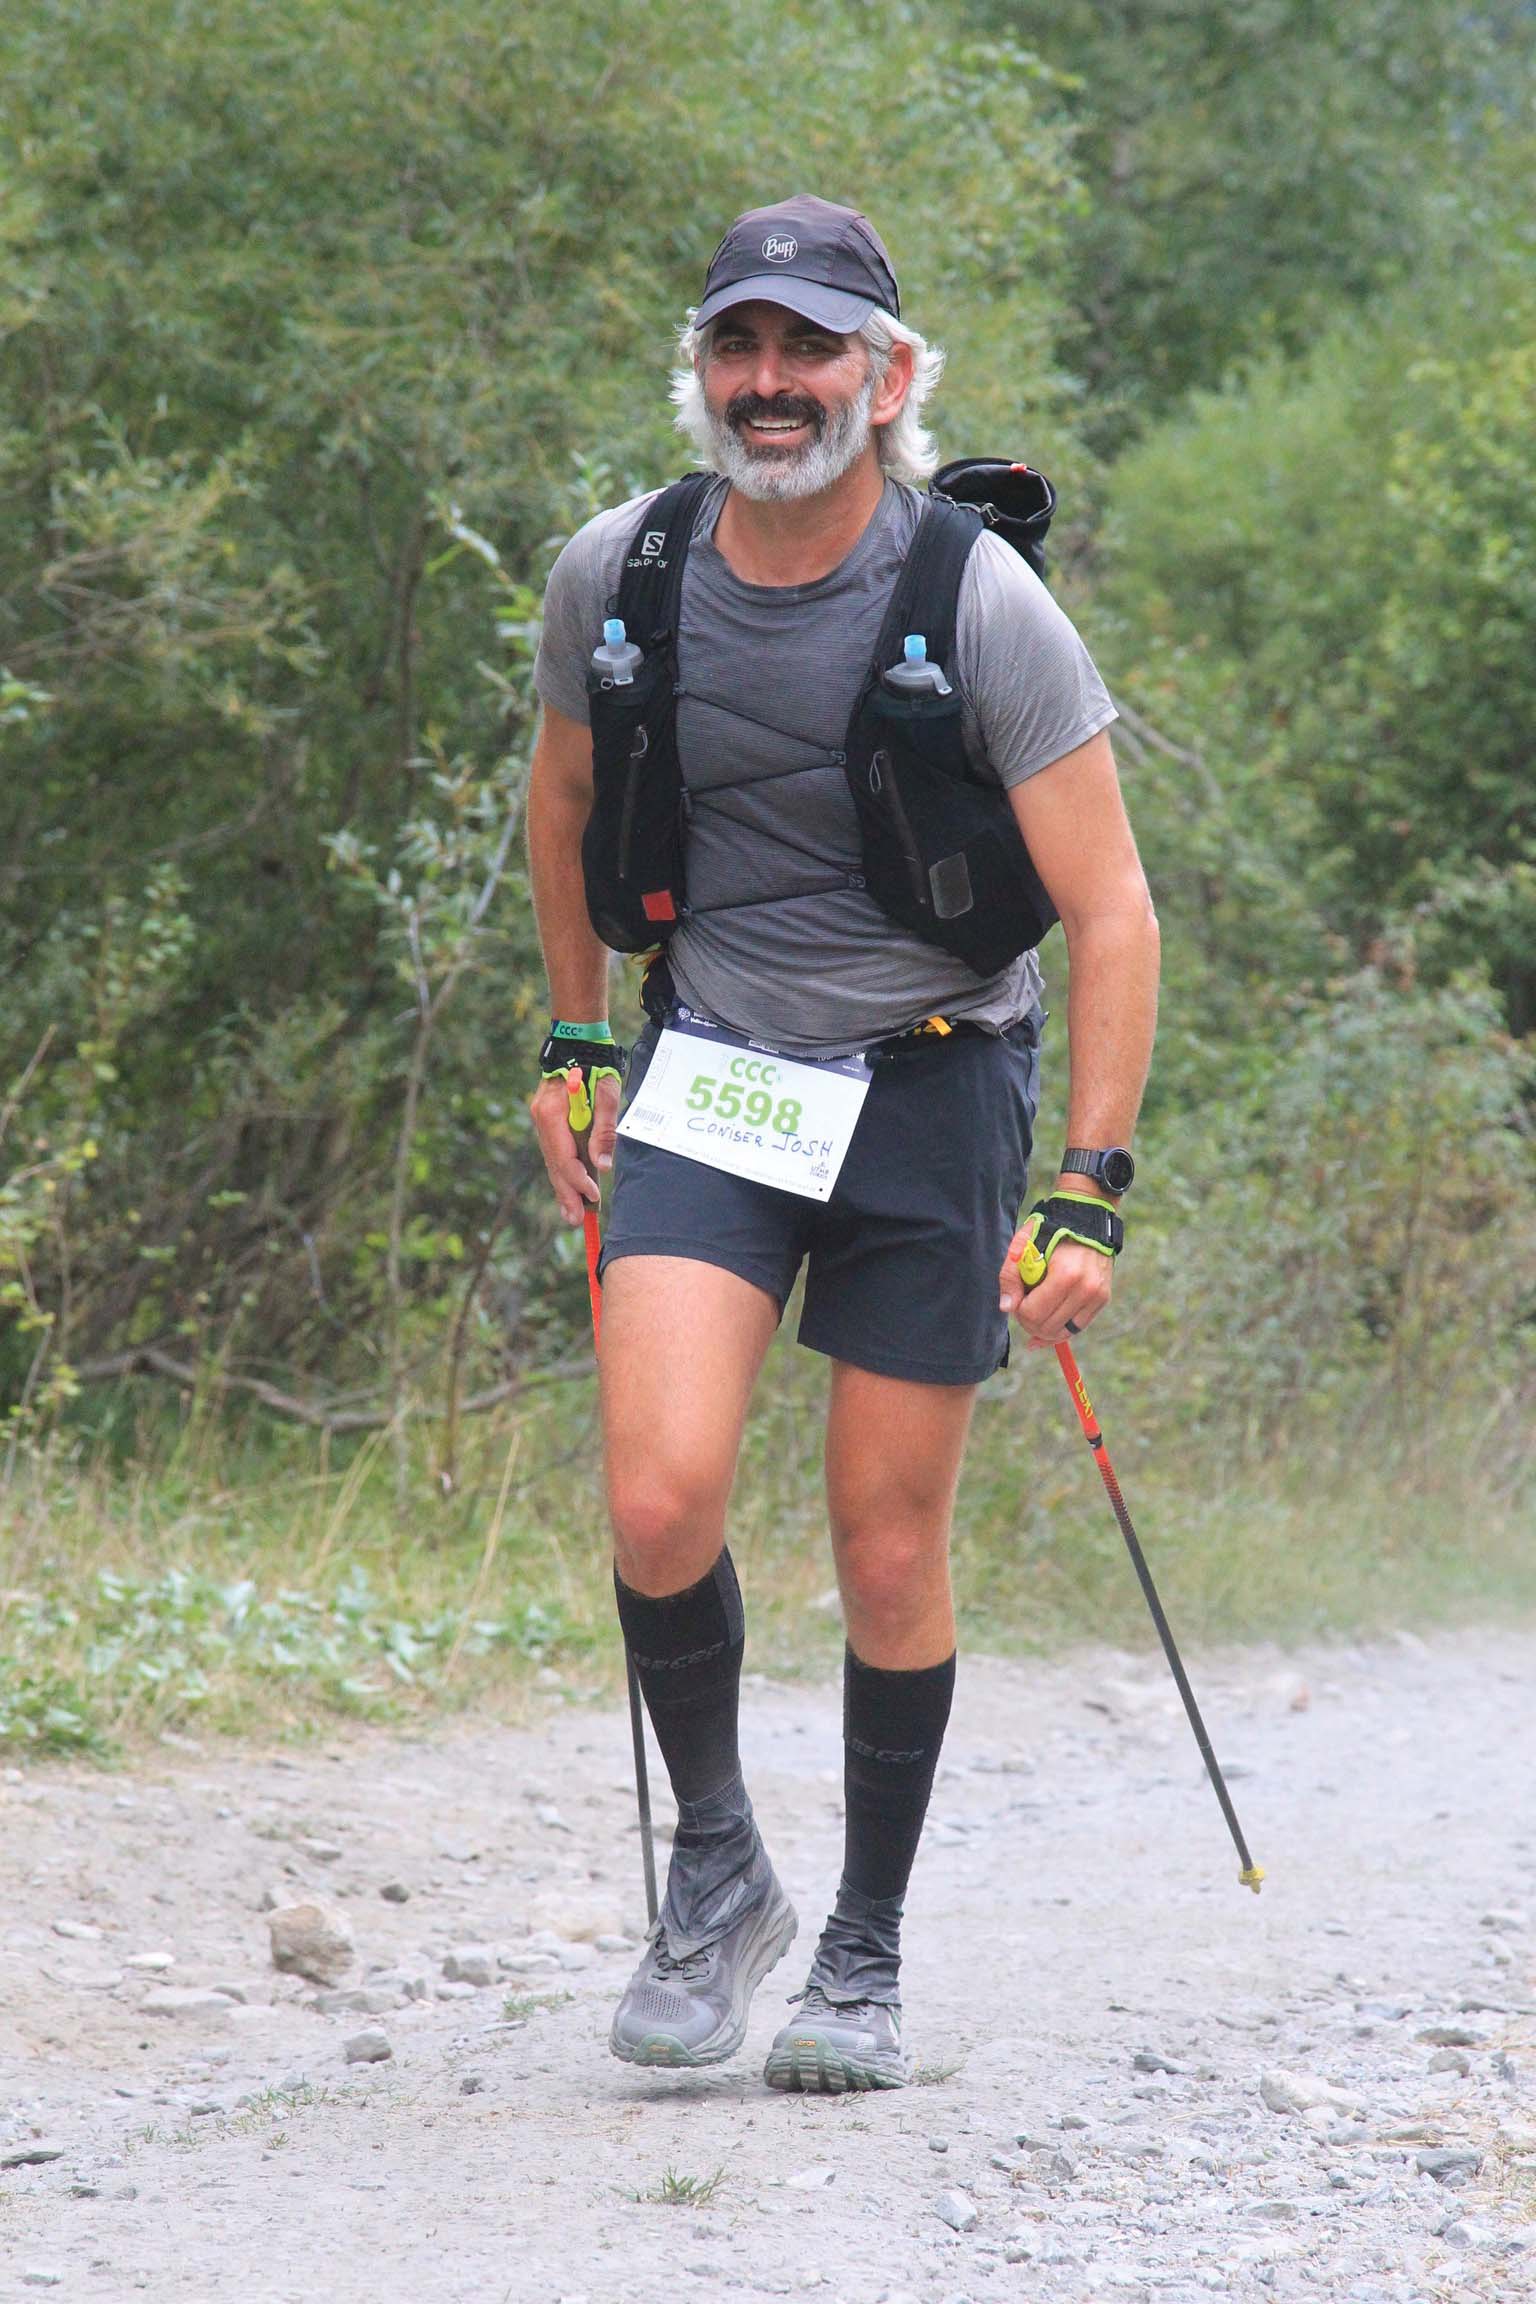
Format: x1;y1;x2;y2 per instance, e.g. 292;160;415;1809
599;1011;1041;1386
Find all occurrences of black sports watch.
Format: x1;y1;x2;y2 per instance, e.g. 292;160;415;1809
1061;1145;1135;1197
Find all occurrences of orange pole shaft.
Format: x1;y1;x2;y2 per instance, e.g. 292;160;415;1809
1056;1338;1102;1450
583;1205;603;1355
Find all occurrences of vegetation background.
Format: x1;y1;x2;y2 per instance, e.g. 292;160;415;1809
2;0;1532;1755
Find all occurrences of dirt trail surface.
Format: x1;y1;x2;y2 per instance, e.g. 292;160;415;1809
3;1628;1534;2304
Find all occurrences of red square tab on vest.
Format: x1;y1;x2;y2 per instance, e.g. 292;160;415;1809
641;891;677;923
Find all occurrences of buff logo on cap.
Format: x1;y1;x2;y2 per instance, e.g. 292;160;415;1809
696;198;901;330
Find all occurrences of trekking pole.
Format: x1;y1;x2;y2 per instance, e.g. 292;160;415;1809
565;1070;659;1929
1017;1243;1263;1892
1056;1338;1263;1891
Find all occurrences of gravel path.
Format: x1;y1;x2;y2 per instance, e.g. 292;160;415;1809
2;1627;1533;2303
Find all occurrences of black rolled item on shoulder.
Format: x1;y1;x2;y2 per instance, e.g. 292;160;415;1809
929;458;1057;585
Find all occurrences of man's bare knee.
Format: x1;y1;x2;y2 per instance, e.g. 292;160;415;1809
835;1523;949;1638
609;1467;729;1595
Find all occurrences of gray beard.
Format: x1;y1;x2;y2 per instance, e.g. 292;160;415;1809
704;371;879;503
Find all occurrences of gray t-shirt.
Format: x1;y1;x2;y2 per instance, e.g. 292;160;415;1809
534;476;1115;1057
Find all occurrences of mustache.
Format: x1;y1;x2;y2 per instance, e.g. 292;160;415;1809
725;392;824;435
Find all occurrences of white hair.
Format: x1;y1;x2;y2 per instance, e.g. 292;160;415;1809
670;308;946;488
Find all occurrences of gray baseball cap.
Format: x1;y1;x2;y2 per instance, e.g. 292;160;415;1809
694;195;901;333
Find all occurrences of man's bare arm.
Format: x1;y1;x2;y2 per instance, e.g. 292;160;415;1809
1012;727;1160;1190
527;700;610;1021
526;701;621;1219
998;727;1161;1344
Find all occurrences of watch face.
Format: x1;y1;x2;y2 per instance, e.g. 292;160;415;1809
1101;1148;1135;1194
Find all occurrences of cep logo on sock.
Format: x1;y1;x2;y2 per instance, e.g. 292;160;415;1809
629;1640;728;1672
847;1732;928;1764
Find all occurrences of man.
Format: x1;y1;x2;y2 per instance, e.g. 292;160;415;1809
527;195;1159;2093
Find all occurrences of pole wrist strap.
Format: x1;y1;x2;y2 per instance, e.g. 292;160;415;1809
539;1026;627;1085
1018;1191;1124;1282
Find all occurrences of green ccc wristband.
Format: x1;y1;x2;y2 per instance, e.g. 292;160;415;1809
548;1019;615;1043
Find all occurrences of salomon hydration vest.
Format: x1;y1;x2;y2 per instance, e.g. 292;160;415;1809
580;463;1059;980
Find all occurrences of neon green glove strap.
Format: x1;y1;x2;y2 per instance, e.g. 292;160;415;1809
1015;1191;1125;1287
537;1027;625;1131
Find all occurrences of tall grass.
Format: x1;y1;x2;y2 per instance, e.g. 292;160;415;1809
4;973;1531;1757
2;1313;1530;1760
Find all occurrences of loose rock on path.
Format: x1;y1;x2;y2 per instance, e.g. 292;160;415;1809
2;1627;1533;2302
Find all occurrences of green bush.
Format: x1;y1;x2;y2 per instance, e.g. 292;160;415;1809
1101;188;1536;1028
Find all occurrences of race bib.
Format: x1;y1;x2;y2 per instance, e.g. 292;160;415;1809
617;1009;871;1202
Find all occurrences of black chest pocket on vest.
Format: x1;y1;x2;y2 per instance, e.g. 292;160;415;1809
848;686;1057;978
583;652;687;951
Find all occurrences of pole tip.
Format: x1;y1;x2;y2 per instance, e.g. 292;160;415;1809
1239;1864;1265;1894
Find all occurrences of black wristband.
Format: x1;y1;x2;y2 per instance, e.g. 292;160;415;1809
538;1031;628;1079
1030;1194;1125;1259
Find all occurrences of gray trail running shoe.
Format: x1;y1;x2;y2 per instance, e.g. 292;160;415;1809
765;1883;908;2092
609;1867;798;2069
764;1984;908;2093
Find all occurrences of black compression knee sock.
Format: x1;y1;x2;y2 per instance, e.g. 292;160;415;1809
840;1644;956;1902
613;1550;745;1805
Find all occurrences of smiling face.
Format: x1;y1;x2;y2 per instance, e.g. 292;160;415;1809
696;302;901;503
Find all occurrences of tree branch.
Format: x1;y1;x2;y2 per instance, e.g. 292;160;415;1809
1113;698;1225;811
70;1344;593;1432
0;1024;56;1150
